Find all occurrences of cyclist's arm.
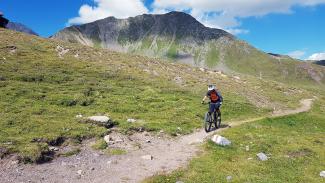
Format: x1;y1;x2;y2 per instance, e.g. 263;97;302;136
217;91;223;102
202;96;208;101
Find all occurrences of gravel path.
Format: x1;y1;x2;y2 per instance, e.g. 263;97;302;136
0;99;313;183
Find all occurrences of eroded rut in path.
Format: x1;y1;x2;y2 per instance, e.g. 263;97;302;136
0;99;314;183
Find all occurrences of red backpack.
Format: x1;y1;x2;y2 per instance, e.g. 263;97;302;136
210;90;219;102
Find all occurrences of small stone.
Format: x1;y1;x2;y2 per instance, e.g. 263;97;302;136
226;175;232;181
159;130;164;133
256;152;268;161
77;170;83;175
104;135;110;144
141;155;153;160
176;181;184;183
91;167;95;171
107;160;112;164
177;127;182;131
199;68;205;72
245;145;250;151
247;157;253;160
49;146;59;151
75;114;83;118
146;140;151;143
127;118;137;123
320;171;325;178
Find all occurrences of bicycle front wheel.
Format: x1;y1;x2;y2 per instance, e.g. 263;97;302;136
204;112;212;132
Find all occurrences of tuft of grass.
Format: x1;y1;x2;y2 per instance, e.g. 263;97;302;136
91;139;108;150
59;148;81;157
105;148;127;155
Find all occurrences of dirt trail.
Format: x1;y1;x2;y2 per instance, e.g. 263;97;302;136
0;99;313;183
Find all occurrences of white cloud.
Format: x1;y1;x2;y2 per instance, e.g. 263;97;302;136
226;28;249;35
151;0;325;34
307;52;325;60
68;0;148;25
68;0;325;35
288;50;306;59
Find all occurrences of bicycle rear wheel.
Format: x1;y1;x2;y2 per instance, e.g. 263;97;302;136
204;112;213;132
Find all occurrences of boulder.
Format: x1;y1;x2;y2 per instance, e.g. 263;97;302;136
256;152;268;161
86;116;113;128
211;135;231;146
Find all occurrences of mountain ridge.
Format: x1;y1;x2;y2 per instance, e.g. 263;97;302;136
7;22;38;36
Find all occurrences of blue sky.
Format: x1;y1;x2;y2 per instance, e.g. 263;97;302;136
1;0;325;60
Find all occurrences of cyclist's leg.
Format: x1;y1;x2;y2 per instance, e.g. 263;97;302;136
209;103;214;115
216;107;221;120
213;104;217;121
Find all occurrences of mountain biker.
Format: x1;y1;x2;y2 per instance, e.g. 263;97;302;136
201;84;223;123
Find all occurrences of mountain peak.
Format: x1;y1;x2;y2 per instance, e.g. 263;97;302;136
59;11;232;44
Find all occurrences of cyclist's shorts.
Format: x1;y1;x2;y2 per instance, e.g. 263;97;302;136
209;102;221;113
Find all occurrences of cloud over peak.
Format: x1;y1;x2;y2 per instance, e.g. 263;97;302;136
68;0;148;25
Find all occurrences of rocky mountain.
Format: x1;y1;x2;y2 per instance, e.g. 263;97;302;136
7;22;38;36
52;11;324;85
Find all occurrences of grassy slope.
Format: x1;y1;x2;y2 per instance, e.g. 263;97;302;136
223;40;325;87
0;29;314;162
145;97;325;183
55;28;325;87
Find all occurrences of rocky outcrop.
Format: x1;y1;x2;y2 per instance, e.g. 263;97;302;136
0;14;9;28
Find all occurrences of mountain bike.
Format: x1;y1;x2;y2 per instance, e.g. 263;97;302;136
203;102;221;132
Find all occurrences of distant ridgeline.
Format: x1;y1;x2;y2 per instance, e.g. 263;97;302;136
0;12;38;36
313;60;325;66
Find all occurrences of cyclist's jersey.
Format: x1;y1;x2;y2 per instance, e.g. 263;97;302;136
207;89;223;103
